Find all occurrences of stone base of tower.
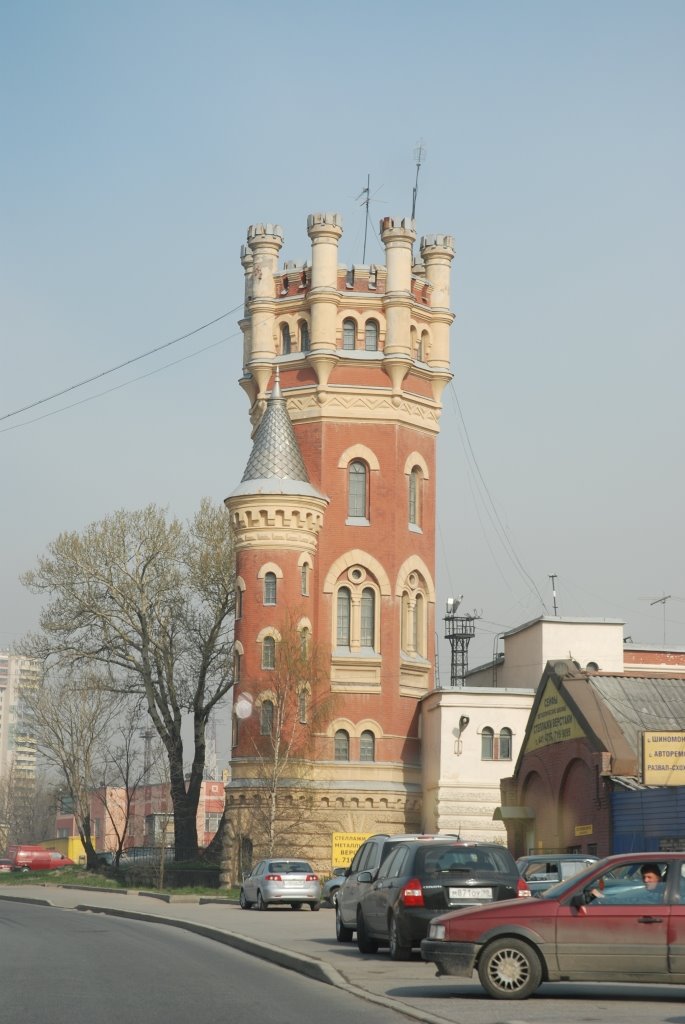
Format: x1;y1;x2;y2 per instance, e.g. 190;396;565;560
222;768;422;885
423;781;508;845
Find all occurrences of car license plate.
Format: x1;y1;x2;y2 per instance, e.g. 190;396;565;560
288;880;304;887
449;887;492;899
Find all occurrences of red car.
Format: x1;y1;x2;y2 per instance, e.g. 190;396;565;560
421;851;685;999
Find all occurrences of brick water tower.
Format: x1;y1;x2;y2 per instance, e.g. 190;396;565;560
225;212;454;873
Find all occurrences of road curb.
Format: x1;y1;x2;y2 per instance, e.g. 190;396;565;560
3;892;456;1024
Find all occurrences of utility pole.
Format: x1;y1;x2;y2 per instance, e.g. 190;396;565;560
549;574;559;616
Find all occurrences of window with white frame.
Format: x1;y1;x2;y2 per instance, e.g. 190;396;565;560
334;729;350;761
262;635;276;670
337;587;351;648
300;321;311;352
264;572;277;606
281;324;291;355
360;730;375;762
364;319;379;351
348;460;368;518
261;699;274;735
481;727;513;760
300;561;310;596
342;318;356;350
408;467;421;527
360;588;375;648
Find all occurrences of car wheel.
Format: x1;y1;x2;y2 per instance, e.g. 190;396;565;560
388;915;411;961
478;938;542;1000
239;889;253;910
309;901;320;911
356;908;378;954
256;890;269;911
335;902;354;943
291;902;303;910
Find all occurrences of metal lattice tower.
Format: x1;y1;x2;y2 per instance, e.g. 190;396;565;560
444;599;478;687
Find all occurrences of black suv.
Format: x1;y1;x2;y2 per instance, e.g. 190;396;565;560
354;839;528;959
336;833;456;942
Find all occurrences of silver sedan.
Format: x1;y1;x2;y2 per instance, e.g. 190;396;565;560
240;858;321;911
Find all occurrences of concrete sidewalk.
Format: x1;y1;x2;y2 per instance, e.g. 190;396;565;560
0;883;457;1024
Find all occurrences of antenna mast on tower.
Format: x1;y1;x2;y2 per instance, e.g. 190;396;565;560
411;141;426;220
355;174;371;263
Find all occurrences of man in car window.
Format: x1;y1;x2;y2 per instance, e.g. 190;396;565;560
591;862;665;904
640;863;665;900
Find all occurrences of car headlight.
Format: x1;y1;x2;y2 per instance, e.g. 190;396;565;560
428;923;446;941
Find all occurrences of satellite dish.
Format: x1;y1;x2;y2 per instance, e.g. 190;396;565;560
234;694;254;720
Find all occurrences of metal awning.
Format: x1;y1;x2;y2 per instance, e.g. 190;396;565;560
493;805;535;821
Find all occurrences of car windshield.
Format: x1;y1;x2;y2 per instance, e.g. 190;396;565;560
536;860;605;900
268;862;312;873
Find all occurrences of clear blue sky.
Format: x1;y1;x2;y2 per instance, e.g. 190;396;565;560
2;1;684;705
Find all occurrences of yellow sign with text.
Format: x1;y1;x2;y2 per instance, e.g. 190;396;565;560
575;824;593;836
643;731;685;785
331;832;373;869
525;680;586;753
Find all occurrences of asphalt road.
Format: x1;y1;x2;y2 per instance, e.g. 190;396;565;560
0;901;413;1024
2;884;685;1024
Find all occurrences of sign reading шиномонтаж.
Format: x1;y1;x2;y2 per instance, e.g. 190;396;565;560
643;731;685;785
331;833;373;868
524;680;586;753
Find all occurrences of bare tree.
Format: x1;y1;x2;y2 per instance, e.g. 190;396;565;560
24;671;124;867
238;612;333;858
95;701;163;868
21;499;235;860
0;767;58;850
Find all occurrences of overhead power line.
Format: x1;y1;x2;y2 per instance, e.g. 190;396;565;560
1;305;242;424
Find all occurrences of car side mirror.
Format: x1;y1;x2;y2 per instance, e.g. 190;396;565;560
357;870;373;884
570;891;592;908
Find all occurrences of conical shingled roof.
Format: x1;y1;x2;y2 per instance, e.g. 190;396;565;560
229;371;326;502
241;373;310;483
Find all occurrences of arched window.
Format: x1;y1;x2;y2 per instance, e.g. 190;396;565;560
334;729;350;761
232;712;239;747
300;321;311;352
499;727;512;760
262;635;276;670
233;650;241;683
360;730;375;762
300;562;310;596
481;727;494;761
264;572;277;606
300;626;310;657
337;587;351;648
235;586;243;620
298;689;307;724
364;319;379;351
280;324;291;355
408;468;421;527
360;588;375;648
348;460;367;518
342;318;356;350
414;592;425;657
260;699;274;735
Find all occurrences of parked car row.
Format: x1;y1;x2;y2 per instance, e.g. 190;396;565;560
335;834;528;959
328;835;685;1000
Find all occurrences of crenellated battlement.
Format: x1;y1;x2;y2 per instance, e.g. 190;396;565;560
240;210;454;403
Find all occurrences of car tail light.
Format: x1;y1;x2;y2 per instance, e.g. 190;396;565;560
516;877;531;897
400;878;425;907
306;874;318;881
265;874;282;881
